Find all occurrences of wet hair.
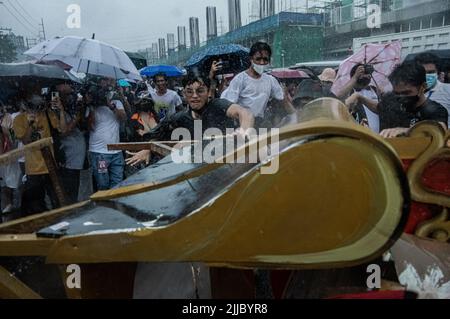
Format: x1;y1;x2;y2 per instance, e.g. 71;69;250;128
85;84;108;106
250;41;272;58
388;62;426;88
153;73;167;81
414;52;440;68
182;74;211;89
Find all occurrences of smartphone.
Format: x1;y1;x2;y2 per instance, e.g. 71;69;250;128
51;91;59;101
216;61;230;74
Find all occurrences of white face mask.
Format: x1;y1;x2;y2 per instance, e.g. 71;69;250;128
252;62;266;75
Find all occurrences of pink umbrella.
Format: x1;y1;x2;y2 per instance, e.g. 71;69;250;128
331;41;402;96
270;68;310;79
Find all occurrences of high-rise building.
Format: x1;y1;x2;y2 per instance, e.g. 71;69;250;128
206;6;218;40
259;0;275;19
167;33;175;55
177;26;187;51
189;17;200;48
151;42;159;62
158;38;166;59
228;0;242;32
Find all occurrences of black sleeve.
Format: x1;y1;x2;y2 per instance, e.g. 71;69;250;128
210;98;233;115
423;102;448;126
142;116;175;141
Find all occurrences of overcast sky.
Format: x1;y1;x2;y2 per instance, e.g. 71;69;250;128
0;0;243;51
1;0;314;51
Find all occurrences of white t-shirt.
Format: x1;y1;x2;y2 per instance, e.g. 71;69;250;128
221;72;284;118
89;100;124;154
428;81;450;128
359;88;380;134
150;90;182;117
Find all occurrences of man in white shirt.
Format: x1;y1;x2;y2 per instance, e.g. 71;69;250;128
87;86;127;190
221;42;295;128
415;52;450;128
150;73;183;119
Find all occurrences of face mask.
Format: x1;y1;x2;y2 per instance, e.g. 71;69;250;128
252;62;266;75
395;94;420;111
426;73;438;89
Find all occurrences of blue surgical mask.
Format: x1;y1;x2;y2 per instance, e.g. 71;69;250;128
426;73;438;89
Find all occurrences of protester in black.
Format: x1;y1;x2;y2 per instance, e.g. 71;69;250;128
380;62;448;138
125;75;255;166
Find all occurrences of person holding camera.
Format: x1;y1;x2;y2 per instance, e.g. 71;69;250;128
12;88;61;216
335;63;380;132
52;82;87;204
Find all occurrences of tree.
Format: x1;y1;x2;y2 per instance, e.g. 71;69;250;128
0;36;17;63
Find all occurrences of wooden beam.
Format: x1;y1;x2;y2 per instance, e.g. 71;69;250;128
0;137;53;165
0;234;53;257
0;266;42;299
108;141;186;157
40;146;68;207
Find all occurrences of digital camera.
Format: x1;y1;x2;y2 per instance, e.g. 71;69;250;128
363;64;375;75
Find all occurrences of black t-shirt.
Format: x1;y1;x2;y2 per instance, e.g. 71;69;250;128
409;99;448;127
143;98;235;141
379;93;448;130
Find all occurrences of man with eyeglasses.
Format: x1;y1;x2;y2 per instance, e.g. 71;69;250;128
126;74;254;166
221;42;295;128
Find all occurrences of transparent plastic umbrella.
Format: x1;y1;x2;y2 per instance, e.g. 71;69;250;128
25;36;142;81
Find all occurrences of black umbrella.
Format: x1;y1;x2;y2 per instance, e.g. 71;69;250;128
185;44;251;75
0;62;81;85
404;49;450;63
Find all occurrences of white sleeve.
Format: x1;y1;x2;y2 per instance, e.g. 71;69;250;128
112;99;124;110
270;76;284;101
220;74;242;103
174;93;182;107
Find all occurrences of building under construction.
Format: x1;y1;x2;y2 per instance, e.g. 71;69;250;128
155;0;450;68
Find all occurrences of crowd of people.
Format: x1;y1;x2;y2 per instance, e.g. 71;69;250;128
0;41;448;219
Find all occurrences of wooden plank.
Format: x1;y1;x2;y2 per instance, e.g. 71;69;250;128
108;142;180;157
0;137;53;165
0;201;90;235
0;266;42;299
41;146;68;207
152;142;173;156
386;136;431;160
0;234;53;256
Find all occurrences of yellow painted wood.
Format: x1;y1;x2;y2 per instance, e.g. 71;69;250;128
0;137;53;165
0;266;42;299
387;137;432;160
0;234;54;256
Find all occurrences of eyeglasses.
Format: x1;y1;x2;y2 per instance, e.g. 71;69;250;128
184;88;208;96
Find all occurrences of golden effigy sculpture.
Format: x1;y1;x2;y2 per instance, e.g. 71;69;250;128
0;98;448;299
